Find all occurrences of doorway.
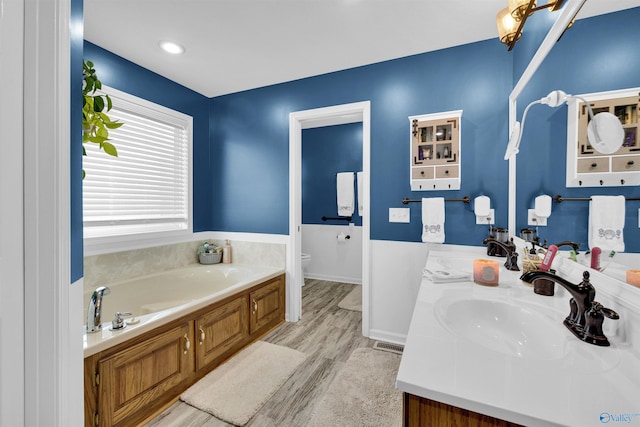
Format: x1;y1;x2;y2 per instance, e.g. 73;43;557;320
288;101;371;336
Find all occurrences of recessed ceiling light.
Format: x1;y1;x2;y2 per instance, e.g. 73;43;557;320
158;40;185;55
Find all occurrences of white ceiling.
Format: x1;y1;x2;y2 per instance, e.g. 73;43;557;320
84;0;640;98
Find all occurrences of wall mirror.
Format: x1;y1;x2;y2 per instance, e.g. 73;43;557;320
514;3;640;286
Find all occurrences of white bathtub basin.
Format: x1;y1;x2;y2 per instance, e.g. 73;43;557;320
83;263;284;357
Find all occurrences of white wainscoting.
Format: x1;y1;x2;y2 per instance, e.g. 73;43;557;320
368;240;431;345
302;224;362;284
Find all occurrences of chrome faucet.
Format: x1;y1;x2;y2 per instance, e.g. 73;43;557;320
520;270;619;346
86;286;111;333
482;237;519;271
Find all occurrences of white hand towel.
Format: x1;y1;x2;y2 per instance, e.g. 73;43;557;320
336;172;354;216
422;197;445;243
422;268;470;283
588;195;625;252
357;171;363;217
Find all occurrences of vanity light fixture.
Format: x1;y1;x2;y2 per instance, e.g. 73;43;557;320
504;90;625;160
496;0;567;51
158;40;185;55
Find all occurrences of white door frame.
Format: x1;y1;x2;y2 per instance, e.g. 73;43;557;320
21;0;79;425
288;101;371;335
0;0;26;424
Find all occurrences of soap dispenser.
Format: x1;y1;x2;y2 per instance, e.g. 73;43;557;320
223;239;232;264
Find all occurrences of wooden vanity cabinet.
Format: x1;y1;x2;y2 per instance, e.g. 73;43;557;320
94;322;195;427
195;294;249;371
249;275;285;335
403;393;524;427
85;274;285;427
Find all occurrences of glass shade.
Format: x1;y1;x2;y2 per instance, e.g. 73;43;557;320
509;0;535;21
496;7;520;45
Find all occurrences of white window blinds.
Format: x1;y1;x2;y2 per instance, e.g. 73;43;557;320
83;86;192;239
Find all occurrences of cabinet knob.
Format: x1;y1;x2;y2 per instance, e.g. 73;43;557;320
628;160;635;166
591;162;598;168
444;170;449;175
253;299;258;313
420;171;424;176
183;334;191;354
199;327;205;345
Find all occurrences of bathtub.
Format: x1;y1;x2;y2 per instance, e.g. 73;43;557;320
83;263;284;357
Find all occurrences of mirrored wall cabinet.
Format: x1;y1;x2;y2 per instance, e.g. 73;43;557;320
566;87;640;187
409;110;462;191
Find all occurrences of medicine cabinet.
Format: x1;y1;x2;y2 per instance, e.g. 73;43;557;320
566;87;640;187
409;110;462;191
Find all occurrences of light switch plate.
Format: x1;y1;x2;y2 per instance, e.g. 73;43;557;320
389;208;410;223
475;209;495;225
528;209;547;226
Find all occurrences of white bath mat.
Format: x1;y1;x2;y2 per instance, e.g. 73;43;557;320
306;347;402;427
338;285;362;312
180;341;306;426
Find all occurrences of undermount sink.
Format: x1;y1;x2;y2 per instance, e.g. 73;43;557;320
435;298;568;360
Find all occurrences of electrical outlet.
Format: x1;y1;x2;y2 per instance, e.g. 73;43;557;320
475;209;495;225
389;208;410;223
528;209;547;226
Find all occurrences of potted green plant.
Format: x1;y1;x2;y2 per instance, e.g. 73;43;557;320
82;59;123;178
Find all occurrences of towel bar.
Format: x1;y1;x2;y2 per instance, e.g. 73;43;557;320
322;215;352;222
553;194;640;203
402;196;470;205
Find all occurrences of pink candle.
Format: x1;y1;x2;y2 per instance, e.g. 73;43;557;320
627;270;640;287
473;259;500;286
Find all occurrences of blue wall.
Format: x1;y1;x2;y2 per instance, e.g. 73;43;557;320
516;7;640;252
82;42;212;233
512;6;558;84
302;123;363;226
74;8;640;255
210;40;512;244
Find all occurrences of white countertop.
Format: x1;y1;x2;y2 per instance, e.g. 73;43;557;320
396;245;640;427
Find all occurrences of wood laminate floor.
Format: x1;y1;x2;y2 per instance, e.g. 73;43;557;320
146;279;381;427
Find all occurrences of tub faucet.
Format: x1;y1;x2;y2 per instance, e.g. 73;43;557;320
482;237;519;271
520;270;619;346
86;286;111;333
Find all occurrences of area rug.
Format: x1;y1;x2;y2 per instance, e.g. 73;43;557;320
306;347;402;427
338;285;362;312
180;341;306;426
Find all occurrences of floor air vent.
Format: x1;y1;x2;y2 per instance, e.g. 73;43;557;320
373;341;404;355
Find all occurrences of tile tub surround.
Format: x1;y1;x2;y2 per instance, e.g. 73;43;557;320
84;239;285;287
397;245;640;427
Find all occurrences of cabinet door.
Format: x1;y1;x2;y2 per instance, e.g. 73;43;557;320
195;295;249;371
250;276;285;334
412;117;459;166
97;322;194;427
577;95;639;156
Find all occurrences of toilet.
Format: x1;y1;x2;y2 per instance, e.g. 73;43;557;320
301;253;311;286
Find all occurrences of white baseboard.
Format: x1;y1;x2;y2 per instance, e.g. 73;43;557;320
368;329;407;346
304;272;361;285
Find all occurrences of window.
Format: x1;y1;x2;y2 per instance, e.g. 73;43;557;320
82;86;192;246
